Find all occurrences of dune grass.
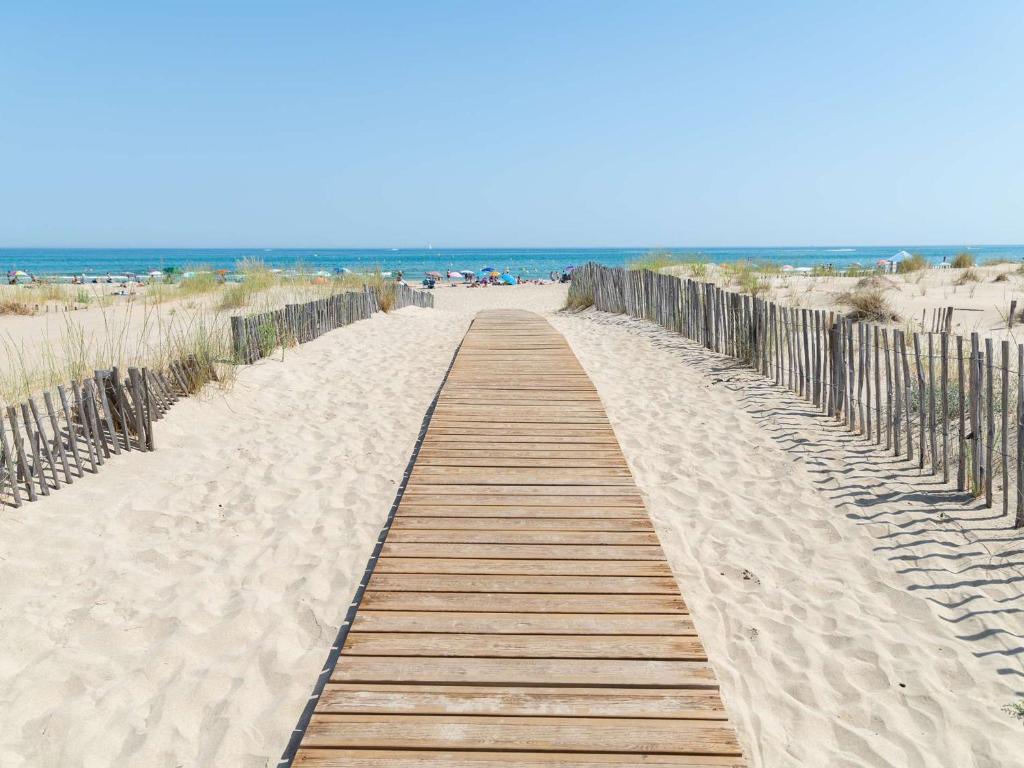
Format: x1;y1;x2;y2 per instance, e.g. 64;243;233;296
0;298;34;316
951;251;975;269
837;288;900;322
896;253;929;273
627;250;708;273
956;268;981;285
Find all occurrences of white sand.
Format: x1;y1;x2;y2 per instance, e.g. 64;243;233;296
2;280;1023;766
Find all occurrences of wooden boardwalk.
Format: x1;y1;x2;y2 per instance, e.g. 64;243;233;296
290;309;746;767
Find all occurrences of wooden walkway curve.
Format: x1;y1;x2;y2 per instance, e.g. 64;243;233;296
290;309;747;767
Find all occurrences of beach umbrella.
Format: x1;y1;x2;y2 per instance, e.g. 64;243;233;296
479;266;496;273
460;270;475;276
447;270;463;279
477;269;492;279
886;250;916;273
500;273;516;285
426;270;443;279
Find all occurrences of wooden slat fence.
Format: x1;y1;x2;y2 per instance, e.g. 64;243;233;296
1;284;433;510
0;357;213;509
230;285;434;365
569;262;1024;527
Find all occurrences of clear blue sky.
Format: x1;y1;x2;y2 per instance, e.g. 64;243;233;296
2;1;1022;247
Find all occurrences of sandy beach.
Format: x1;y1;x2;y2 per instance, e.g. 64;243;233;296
2;279;1023;766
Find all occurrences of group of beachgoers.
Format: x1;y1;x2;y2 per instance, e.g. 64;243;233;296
414;268;573;289
7;270;145;285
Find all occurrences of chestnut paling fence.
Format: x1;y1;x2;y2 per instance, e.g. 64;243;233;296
229;284;434;364
1;284;434;509
569;261;1024;528
0;358;214;508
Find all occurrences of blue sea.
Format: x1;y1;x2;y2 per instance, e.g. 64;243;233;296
3;246;1023;282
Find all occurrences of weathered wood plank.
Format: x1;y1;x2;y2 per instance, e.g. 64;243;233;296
395;505;647;518
350;611;696;635
389;517;653;531
342;633;707;660
385;530;660;545
330;658;716;688
366;573;678;593
294;751;746;767
380;544;667;560
302;714;741;755
371;558;670;576
316;684;725;718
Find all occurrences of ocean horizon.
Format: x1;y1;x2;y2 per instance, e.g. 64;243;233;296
3;245;1023;282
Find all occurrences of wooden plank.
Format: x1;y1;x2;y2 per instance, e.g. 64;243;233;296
350;611;696;635
430;413;611;423
380;544;667;560
301;714;741;755
366;573;679;593
395;505;647;518
316;684;724;718
294;751;747;767
372;559;671;576
384;530;660;545
409;467;634;484
398;495;645;507
330;658;716;688
426;427;618;437
389;517;654;531
416;447;628;459
359;592;685;613
342;633;707;660
402;484;644;497
414;456;629;467
422;434;621;444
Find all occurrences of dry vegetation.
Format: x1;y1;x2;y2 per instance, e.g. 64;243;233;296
0;299;34;316
0;262;389;403
955;268;981;285
837;288;901;322
896;253;930;273
951;251;975;269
